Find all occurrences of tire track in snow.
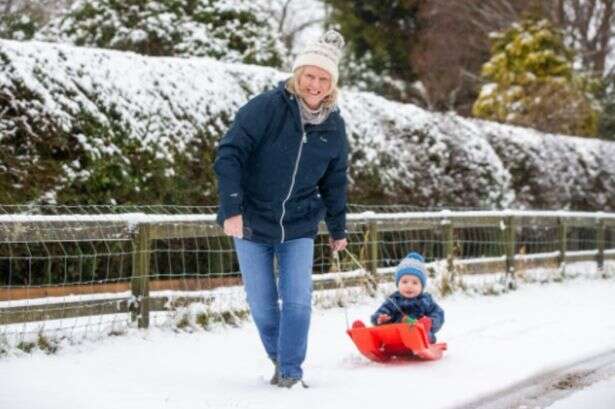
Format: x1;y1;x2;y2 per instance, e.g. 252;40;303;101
453;348;615;409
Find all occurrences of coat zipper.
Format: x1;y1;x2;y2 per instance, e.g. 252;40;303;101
279;130;307;243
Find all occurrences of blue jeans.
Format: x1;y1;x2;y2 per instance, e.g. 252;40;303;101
234;237;314;380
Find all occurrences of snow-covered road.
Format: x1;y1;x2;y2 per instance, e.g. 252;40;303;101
1;278;615;409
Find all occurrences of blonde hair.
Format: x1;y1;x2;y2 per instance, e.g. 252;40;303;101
285;66;338;109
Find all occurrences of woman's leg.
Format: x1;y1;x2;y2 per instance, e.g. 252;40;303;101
233;238;280;361
275;238;314;380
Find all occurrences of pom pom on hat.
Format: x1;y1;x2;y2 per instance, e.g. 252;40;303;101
395;252;427;290
292;30;345;84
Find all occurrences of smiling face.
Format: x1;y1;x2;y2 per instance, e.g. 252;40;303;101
296;65;332;109
398;275;423;298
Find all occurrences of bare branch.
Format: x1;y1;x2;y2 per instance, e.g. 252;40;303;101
279;0;293;33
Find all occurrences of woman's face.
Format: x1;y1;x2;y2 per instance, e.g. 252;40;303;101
297;65;332;109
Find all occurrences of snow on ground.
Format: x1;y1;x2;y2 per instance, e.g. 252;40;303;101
547;377;615;409
1;277;615;409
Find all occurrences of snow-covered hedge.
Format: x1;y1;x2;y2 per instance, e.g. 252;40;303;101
35;0;285;67
474;121;615;210
1;39;614;210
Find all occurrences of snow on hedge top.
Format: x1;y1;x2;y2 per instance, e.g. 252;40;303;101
35;0;286;67
1;39;614;209
1;39;284;158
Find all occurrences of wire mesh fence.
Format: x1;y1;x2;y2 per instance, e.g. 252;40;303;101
1;205;614;353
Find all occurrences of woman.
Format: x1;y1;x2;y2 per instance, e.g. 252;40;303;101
214;30;349;388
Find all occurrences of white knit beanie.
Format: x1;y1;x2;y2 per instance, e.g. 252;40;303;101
292;30;345;84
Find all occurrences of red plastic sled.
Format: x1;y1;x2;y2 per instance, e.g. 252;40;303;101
347;317;447;362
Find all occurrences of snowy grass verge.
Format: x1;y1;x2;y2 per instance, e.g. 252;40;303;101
2;259;613;358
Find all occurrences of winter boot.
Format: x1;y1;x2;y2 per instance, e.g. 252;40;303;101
269;360;280;385
277;377;309;389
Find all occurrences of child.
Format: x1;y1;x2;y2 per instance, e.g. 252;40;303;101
371;252;445;343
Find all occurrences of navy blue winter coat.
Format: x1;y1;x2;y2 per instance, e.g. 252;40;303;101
370;291;445;343
214;81;349;244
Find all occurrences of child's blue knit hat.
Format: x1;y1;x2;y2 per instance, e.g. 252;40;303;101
395;252;427;289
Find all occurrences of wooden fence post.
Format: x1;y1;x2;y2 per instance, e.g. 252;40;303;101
366;221;379;290
597;218;605;271
558;217;567;272
443;220;454;274
131;223;151;329
505;216;516;288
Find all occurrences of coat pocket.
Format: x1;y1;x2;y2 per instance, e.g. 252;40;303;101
285;195;324;223
243;196;277;238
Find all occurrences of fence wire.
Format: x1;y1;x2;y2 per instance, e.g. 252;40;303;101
0;205;614;353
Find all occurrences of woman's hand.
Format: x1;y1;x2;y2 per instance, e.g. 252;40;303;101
377;314;391;325
329;238;347;252
223;215;243;238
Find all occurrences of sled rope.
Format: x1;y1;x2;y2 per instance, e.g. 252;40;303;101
331;249;352;330
338;248;382;330
341;248;407;323
386;296;406;318
341;248;379;291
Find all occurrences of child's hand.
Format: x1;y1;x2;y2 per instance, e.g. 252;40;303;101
377;314;391;325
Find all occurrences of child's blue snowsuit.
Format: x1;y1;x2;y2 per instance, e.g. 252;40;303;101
370;291;445;343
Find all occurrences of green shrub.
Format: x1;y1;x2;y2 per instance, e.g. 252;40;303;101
473;19;599;137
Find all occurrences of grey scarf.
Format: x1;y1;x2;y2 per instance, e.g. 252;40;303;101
297;97;335;126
